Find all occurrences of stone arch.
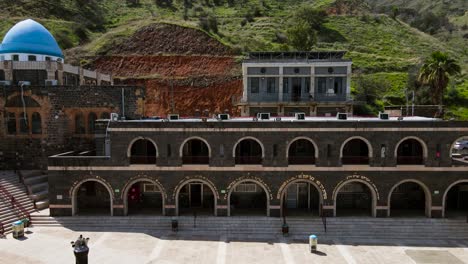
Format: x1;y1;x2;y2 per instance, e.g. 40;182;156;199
179;136;212;157
126;137;159;158
232;136;265;158
333;179;378;217
278;178;324;217
394;136;428;158
339;136;373;158
174;178;218;216
121;177;167;216
70;177;114;216
227;178;271;216
286;137;319;158
387;179;432;217
442;179;468;218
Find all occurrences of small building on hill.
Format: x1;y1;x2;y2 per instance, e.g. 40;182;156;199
236;51;353;117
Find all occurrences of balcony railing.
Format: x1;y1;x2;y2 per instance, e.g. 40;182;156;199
288;156;316;165
397;156;424;165
233;94;352;104
235;156;262;164
182;156;209;164
342;156;370;165
130;156;156;164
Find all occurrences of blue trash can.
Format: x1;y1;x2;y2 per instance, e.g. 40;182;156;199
309;234;317;252
12;220;24;239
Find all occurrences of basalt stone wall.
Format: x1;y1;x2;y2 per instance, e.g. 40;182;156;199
0;85;145;169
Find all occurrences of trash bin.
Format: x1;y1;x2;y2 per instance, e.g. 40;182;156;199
12;220;24;239
309;234;317;252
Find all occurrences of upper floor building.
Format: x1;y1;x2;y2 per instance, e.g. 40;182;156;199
236;52;353;117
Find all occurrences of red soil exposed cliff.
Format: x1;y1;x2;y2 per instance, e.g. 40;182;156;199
92;23;242;117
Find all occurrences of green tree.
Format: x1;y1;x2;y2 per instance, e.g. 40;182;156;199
391;6;399;19
286;6;326;50
418;51;461;108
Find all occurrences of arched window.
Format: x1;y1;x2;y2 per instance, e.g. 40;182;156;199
182;138;210;164
7;112;16;134
342;138;370;165
31;112;42;134
235;138;263;164
397;139;424;165
88;112;97;134
288;139;316;164
100;112;110;119
75;113;85;134
129;139;157;164
19;112;28;134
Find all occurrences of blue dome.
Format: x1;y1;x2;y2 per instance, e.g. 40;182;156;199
0;19;63;58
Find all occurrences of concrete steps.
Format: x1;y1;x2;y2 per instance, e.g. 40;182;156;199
0;171;37;235
20;170;49;210
29;215;468;240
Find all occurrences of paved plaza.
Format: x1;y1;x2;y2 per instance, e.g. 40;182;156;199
1;226;468;264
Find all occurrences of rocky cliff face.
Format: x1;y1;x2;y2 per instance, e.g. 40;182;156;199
92;23;242;117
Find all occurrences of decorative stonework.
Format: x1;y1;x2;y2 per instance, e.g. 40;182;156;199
225;175;273;200
333;173;380;201
276;173;327;200
69;174;114;200
121;174;167;200
172;175;219;201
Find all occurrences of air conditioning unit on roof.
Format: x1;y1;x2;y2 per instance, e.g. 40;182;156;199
295;112;306;120
257;113;270;120
218;114;230;120
110;113;119;121
379;112;389;120
168;114;179;120
45;79;58;86
336;113;347;120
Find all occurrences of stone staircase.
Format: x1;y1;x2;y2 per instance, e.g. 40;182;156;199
20;170;49;210
0;171;36;235
30;214;468;241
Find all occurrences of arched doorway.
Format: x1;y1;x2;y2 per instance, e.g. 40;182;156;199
335;181;375;217
341;138;370;165
124;180;164;215
228;180;269;216
388;181;430;217
396;138;425;165
74;180;112;216
280;180;321;217
287;138;316;165
444;181;468;218
234;137;263;164
181;137;210;164
129;138;157;164
176;181;216;216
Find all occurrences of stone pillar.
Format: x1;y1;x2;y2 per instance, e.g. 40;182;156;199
346;64;352;101
278;66;283;102
242;65;248;102
3;61;13;82
96;72;102;86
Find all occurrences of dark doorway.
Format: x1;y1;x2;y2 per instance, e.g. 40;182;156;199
178;182;215;215
390;182;426;217
397;139;423;165
282;182;320;217
76;181;111;215
445;183;468;218
336;182;372;217
292;77;302;102
127;181;163;215
342;139;369;165
230;182;267;216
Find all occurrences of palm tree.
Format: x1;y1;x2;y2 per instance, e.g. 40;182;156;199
418;51;461;114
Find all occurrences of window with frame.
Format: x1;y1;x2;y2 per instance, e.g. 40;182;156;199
45;56;51;61
7;112;16;134
305;78;310;93
283;77;289;93
317;77;327;93
249;77;260;94
234;183;257;192
143;184;160;193
12;55;19;61
334;77;343;94
28;55;37;61
267;77;276;93
19;112;28;134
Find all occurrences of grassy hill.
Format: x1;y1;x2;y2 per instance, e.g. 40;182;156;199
0;0;467;118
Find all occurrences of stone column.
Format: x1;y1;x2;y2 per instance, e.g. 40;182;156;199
278;66;283;102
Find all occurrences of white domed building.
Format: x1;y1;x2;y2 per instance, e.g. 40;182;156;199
0;19;112;86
